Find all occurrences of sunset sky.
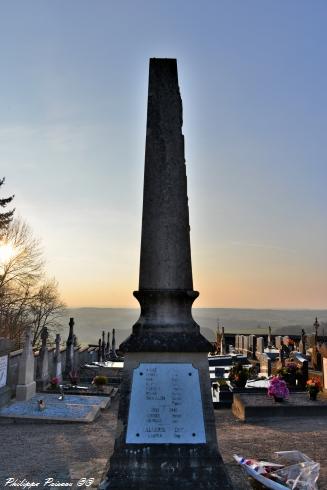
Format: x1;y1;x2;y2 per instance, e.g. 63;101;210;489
0;1;326;309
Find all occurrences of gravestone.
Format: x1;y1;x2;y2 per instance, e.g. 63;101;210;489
73;334;79;370
101;58;232;490
54;334;62;383
234;335;238;350
16;326;36;401
101;330;106;361
300;329;306;355
65;318;75;376
106;331;111;354
267;325;272;347
256;337;264;354
97;338;102;362
243;335;249;353
220;326;226;355
0;338;12;407
323;358;327;390
240;335;244;352
36;326;49;390
275;336;282;350
111;328;117;359
259;353;271;377
249;334;256;359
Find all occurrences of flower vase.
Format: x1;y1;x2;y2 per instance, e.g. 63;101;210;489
273;396;284;402
309;391;317;401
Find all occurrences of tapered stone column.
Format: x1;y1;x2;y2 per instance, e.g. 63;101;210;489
102;59;232;490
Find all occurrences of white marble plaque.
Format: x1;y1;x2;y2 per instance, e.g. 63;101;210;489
126;363;206;444
0;355;8;389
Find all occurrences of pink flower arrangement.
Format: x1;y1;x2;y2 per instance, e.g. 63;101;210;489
50;376;59;387
267;376;289;399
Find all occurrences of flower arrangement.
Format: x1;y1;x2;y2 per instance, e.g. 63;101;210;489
218;379;229;391
228;363;251;388
306;377;322;400
50;376;59;389
92;375;108;387
267;376;289;401
277;361;300;387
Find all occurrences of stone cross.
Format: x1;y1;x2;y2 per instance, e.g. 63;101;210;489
97;338;102;362
268;325;272;347
106;331;110;353
36;326;49;390
54;333;62;383
73;334;79;371
301;329;306;356
65;317;75;376
220;326;226;355
16;326;36;401
101;330;106;361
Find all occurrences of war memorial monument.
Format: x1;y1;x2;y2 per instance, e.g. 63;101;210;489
101;59;232;489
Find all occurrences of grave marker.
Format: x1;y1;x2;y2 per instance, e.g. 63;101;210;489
16;326;36;401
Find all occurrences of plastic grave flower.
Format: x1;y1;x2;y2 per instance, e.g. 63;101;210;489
267;376;289;399
306;377;322;393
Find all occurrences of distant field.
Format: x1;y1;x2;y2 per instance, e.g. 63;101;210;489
59;307;327;346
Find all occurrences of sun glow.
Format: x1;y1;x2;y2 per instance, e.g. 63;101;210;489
0;242;15;263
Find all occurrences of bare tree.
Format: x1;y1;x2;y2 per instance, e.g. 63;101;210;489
30;279;66;347
0;219;65;347
0;219;43;291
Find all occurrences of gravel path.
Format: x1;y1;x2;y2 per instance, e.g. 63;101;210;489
216;409;327;489
0;398;326;489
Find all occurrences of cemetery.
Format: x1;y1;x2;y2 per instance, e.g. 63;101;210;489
0;57;326;489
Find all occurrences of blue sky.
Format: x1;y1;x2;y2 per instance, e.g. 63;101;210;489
0;1;326;308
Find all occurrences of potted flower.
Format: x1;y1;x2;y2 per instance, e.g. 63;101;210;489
267;376;289;402
218;379;229;391
277;362;297;387
50;376;59;390
228;363;250;388
306;377;322;401
92;375;108;391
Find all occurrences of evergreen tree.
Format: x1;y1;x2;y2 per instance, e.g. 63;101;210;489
0;178;14;231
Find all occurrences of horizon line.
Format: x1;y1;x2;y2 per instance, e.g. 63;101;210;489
64;306;327;311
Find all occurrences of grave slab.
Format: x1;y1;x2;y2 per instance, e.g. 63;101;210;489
232;392;327;421
0;393;109;423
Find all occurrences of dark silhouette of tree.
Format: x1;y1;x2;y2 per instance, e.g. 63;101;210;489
0;219;66;347
0;178;14;233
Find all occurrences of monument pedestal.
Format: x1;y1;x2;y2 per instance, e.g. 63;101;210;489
16;381;36;401
103;352;232;490
102;58;232;489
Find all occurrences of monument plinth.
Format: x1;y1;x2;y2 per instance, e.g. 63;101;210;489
102;59;232;490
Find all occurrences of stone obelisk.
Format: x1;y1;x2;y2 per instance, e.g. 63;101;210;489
102;59;232;490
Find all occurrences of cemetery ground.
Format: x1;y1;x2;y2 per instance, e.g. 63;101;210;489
0;396;326;490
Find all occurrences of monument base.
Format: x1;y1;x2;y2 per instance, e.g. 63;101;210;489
101;352;233;490
16;381;36;401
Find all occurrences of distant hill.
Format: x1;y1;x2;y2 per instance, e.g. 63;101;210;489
58;307;327;346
